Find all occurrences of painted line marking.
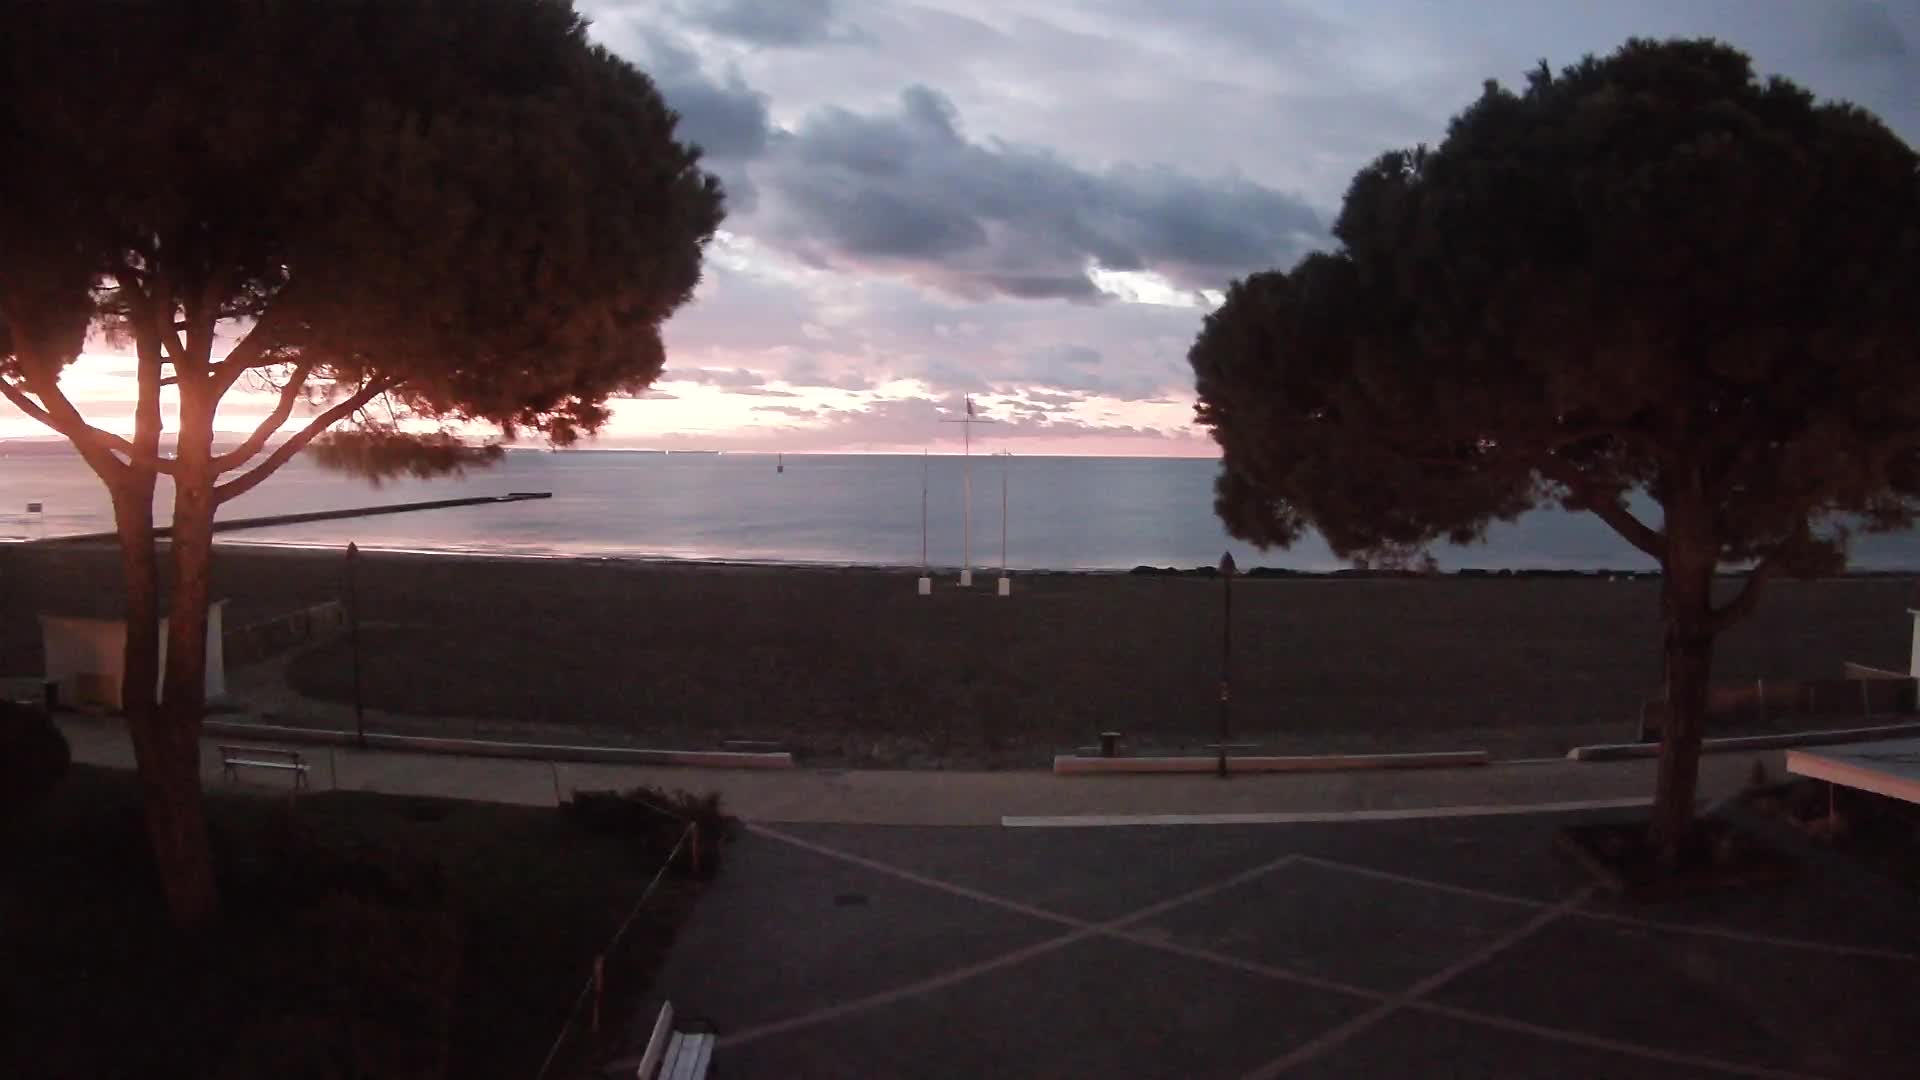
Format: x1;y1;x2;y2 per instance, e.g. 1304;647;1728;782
1243;888;1592;1079
1300;855;1920;964
1409;1003;1827;1080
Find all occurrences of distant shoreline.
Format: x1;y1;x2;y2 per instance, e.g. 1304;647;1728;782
13;533;1920;581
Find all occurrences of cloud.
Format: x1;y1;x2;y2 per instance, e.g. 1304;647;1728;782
590;22;775;209
751;404;819;417
1820;2;1911;63
728;386;800;397
673;0;843;47
662;366;767;387
755;86;1325;301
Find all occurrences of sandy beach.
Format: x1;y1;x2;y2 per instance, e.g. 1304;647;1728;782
4;543;1915;766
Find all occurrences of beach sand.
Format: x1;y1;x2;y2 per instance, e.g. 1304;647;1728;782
4;543;1915;766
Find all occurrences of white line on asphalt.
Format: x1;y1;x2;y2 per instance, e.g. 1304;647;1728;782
1000;796;1652;828
1241;888;1594;1079
1301;855;1920;963
1409;1003;1828;1080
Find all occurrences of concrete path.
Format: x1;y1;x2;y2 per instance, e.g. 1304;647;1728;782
60;715;1781;824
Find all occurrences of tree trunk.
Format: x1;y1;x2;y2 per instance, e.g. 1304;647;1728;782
113;479;218;926
157;393;222;926
1649;516;1717;859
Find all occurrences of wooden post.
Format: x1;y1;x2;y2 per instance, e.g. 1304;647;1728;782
689;823;702;877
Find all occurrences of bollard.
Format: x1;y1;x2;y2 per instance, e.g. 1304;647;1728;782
1099;731;1122;758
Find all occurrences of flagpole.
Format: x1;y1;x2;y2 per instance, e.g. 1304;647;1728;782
938;398;993;589
918;450;931;595
962;403;972;587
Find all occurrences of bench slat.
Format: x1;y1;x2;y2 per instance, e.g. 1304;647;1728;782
658;1033;688;1079
635;1003;674;1079
681;1034;714;1079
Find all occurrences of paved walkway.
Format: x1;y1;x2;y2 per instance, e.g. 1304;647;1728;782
61;715;1782;824
646;812;1920;1078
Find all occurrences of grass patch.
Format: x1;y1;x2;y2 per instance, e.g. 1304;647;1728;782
0;766;701;1079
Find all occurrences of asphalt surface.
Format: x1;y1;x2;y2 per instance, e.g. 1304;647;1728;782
643;808;1920;1079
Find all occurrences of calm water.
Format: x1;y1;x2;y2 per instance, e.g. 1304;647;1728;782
5;449;1920;572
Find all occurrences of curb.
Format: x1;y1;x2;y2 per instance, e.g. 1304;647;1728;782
1566;721;1920;761
202;719;795;769
1052;749;1489;776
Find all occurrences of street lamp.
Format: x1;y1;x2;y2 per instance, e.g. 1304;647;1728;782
1218;550;1236;778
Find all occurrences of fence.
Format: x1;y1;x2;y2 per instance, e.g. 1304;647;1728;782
1638;676;1919;740
224;600;347;668
533;810;702;1080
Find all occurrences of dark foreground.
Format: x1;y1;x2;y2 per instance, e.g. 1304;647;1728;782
3;544;1915;765
0;766;695;1080
652;809;1920;1078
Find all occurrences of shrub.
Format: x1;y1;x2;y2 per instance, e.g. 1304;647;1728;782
561;785;731;877
0;702;71;824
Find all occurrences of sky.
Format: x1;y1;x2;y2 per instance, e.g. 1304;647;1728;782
5;0;1918;455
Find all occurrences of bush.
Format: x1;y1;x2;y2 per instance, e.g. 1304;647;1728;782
0;702;71;824
560;785;731;877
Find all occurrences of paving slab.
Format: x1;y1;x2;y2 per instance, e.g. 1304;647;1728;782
718;935;1372;1080
1288;1007;1716;1080
645;832;1065;1035
768;822;1296;922
1432;916;1920;1079
1141;858;1546;993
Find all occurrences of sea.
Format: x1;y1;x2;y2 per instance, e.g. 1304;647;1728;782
5;448;1920;573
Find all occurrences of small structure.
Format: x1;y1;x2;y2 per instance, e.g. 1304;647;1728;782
40;600;226;710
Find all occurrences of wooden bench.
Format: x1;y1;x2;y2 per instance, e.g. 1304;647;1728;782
218;744;309;789
632;1002;715;1079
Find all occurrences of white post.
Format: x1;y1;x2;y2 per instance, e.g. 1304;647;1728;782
918;451;931;595
960;414;973;587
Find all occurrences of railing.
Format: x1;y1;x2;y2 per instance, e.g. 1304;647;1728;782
532;809;703;1080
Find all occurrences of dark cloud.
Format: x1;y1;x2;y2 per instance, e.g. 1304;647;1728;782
758;86;1324;301
595;24;774;209
675;0;841;47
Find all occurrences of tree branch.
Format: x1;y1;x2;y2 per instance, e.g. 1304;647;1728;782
208;305;290;395
214;377;396;505
0;376;134;483
0;374;175;476
1539;455;1665;559
1707;552;1777;634
210;359;315;471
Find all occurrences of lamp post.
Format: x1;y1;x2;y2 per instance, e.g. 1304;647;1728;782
1218;550;1236;779
346;541;366;749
